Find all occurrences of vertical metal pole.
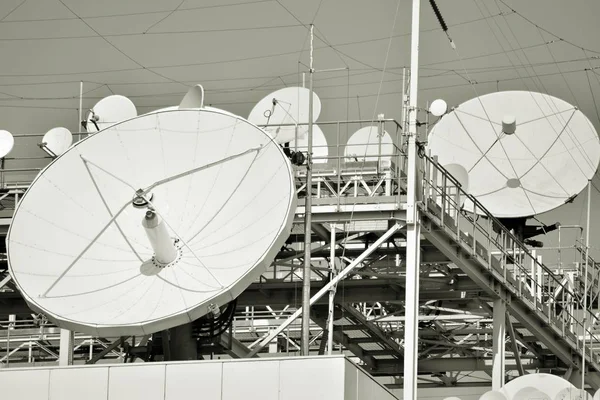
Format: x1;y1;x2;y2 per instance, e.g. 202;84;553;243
582;180;591;391
327;224;336;355
492;299;506;390
59;329;74;366
301;24;315;356
404;1;421;399
78;81;83;142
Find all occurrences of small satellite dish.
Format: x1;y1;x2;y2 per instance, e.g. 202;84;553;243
40;127;73;157
501;373;573;400
248;87;321;144
289;125;328;164
427;91;600;218
86;95;137;133
0;130;14;158
513;387;550;400
479;390;506;400
429;99;448;117
179;84;204;109
344;126;393;164
555;388;590;400
8;108;296;336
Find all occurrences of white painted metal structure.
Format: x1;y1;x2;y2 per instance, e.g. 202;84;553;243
85;95;137;133
7;108;297;336
427;91;600;218
41;127;73;157
0;356;396;400
248;87;321;144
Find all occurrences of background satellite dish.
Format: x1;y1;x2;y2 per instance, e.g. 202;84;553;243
8;108;297;336
289;125;328;164
429;98;448;117
427;91;600;218
179;84;204;109
501;373;572;400
514;387;550;400
0;130;15;158
40;127;73;157
344;126;393;164
479;390;506;400
247;87;321;144
86;95;137;133
555;388;591;400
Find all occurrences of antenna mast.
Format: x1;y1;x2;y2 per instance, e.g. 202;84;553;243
301;24;315;356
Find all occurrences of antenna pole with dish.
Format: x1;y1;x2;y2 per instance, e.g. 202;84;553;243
301;23;315;357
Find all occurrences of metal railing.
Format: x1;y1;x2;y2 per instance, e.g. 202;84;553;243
420;154;600;367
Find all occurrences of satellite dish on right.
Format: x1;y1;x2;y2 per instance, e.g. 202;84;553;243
427;91;600;218
86;95;137;133
248;87;321;144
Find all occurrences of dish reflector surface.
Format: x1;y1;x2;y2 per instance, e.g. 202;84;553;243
0;130;14;158
42;127;73;156
289;125;328;164
8;109;296;336
344;126;393;163
248;87;321;144
427;91;600;218
86;95;137;133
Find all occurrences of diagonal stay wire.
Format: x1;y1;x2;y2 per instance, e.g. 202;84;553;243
143;0;185;33
57;0;188;89
0;0;26;22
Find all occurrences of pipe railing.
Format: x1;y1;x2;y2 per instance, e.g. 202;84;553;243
421;154;600;366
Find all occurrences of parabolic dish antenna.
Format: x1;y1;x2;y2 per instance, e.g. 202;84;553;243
0;130;14;158
247;87;321;144
344;126;393;163
429;99;448;117
86;95;137;133
427;91;600;218
289;125;328;164
8;108;296;336
40;127;73;157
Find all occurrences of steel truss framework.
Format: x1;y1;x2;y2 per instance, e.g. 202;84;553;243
1;118;600;390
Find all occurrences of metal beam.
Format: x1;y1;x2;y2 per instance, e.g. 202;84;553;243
492;299;506;390
219;332;256;359
372;357;542;374
245;223;403;357
86;337;126;365
341;304;403;357
421;218;578;368
506;314;525;376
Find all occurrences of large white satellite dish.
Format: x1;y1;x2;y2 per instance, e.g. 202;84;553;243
427;91;600;218
0;130;15;158
344;126;393;164
86;95;137;133
8;108;296;336
289;125;328;164
248;87;321;144
40;127;73;157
